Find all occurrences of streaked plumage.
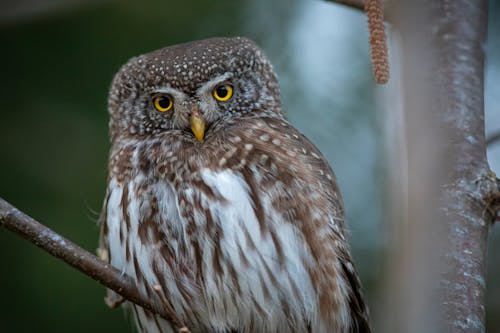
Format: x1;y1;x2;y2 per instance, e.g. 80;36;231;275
99;37;370;333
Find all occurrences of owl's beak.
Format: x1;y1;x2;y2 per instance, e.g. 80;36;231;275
190;113;205;142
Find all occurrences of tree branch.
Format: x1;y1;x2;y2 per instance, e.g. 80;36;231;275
0;197;189;333
324;0;365;11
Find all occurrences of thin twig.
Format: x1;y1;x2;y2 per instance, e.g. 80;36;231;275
487;131;500;147
324;0;365;11
325;0;389;84
0;197;189;333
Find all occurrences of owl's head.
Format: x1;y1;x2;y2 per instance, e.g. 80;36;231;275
108;37;283;142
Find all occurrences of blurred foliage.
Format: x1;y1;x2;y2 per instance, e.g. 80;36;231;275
0;0;498;332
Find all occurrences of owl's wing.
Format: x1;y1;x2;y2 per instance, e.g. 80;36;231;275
277;122;371;333
340;253;372;333
196;117;372;332
270;122;372;333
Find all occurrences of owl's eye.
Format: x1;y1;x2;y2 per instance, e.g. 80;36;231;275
153;94;173;112
213;84;233;102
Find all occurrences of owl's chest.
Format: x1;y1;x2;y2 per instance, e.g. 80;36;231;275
105;167;318;332
105;176;186;276
105;167;255;276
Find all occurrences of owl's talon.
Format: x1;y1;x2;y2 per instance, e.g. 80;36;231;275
96;247;109;262
104;290;125;309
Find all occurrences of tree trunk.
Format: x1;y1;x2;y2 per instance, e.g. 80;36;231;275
382;1;498;332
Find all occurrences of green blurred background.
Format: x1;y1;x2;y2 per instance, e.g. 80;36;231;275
0;0;499;332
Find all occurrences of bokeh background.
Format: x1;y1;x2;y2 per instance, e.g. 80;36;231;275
0;0;498;332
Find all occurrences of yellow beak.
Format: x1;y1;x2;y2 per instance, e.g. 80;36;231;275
190;113;206;142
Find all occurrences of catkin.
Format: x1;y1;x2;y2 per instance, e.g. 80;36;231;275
365;0;389;84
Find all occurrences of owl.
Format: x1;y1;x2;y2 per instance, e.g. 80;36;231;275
99;37;370;333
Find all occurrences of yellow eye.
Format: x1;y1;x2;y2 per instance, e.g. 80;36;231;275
153;94;173;112
213;84;233;101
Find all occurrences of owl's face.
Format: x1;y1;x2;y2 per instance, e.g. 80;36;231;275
108;37;283;142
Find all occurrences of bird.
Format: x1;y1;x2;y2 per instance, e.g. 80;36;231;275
99;36;371;333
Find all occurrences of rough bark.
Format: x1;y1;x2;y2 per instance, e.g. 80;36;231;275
436;1;494;331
